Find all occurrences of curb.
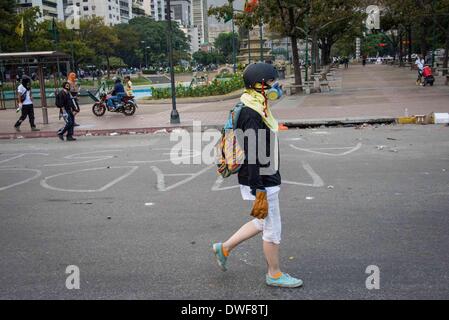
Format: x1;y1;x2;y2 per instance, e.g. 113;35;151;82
0;125;223;140
3;117;439;140
137;90;242;105
282;117;397;128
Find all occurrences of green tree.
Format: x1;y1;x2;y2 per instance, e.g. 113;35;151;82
214;32;239;62
0;0;18;52
192;50;226;65
114;17;190;68
78;17;119;77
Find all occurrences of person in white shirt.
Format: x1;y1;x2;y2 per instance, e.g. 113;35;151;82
415;55;425;85
14;76;39;132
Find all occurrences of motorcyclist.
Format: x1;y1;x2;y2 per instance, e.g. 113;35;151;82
107;78;125;110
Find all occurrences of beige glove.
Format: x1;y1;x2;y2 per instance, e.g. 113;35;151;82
251;190;269;219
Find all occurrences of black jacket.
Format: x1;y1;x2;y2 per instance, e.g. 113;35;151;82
56;90;76;113
236;106;281;191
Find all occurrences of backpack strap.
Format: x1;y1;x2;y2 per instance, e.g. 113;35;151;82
231;102;244;130
224;102;243;130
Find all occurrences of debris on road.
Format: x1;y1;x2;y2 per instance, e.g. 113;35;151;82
306;196;314;200
387;137;397;140
109;132;119;136
327;185;334;189
154;129;168;134
376;145;385;150
355;123;370;129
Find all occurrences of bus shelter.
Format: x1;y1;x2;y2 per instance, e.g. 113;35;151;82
0;51;71;124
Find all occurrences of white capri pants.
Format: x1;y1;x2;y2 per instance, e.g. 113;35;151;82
240;185;282;244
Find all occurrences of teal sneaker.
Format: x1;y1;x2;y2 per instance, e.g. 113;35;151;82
212;243;227;271
266;273;303;288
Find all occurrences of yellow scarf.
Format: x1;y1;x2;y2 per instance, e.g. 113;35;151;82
240;89;279;132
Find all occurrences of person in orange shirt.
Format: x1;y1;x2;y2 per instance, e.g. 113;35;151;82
67;72;81;126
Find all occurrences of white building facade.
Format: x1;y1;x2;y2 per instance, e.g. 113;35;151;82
191;0;208;45
16;0;64;21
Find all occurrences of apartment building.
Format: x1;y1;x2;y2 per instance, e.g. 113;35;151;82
191;0;208;45
16;0;64;20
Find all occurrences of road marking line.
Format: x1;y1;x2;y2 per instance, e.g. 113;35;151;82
151;165;213;192
0;153;48;164
289;142;362;156
40;166;138;192
44;150;123;167
283;161;325;187
211;176;240;191
128;149;201;164
0;168;42;192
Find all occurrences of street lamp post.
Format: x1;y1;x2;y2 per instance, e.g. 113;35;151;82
431;0;436;68
166;0;180;124
146;46;150;69
141;41;147;70
259;21;263;62
248;29;251;64
231;3;237;72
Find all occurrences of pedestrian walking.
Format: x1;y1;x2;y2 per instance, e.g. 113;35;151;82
56;82;77;141
212;63;303;288
14;75;40;132
67;72;81;126
415;55;425;85
344;57;349;69
362;54;367;66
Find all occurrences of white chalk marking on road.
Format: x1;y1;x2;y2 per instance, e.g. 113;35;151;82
283;161;325;187
306;196;315;200
0;153;49;165
211;175;240;191
145;202;155;206
0;168;42;192
40;166;138;192
151;165;213;192
44;150;123;167
289;142;362;156
129;148;201;164
285;137;304;141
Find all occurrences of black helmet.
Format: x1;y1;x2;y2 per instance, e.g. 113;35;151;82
115;78;122;84
243;63;278;89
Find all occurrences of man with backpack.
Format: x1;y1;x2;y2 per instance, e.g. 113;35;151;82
56;82;77;141
212;63;303;288
415;55;425;85
14;76;40;132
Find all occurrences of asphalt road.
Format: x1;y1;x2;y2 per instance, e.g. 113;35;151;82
0;125;448;299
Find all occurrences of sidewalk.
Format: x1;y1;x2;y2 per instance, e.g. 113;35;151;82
1;64;448;139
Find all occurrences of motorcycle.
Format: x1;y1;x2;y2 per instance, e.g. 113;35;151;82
91;92;137;116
